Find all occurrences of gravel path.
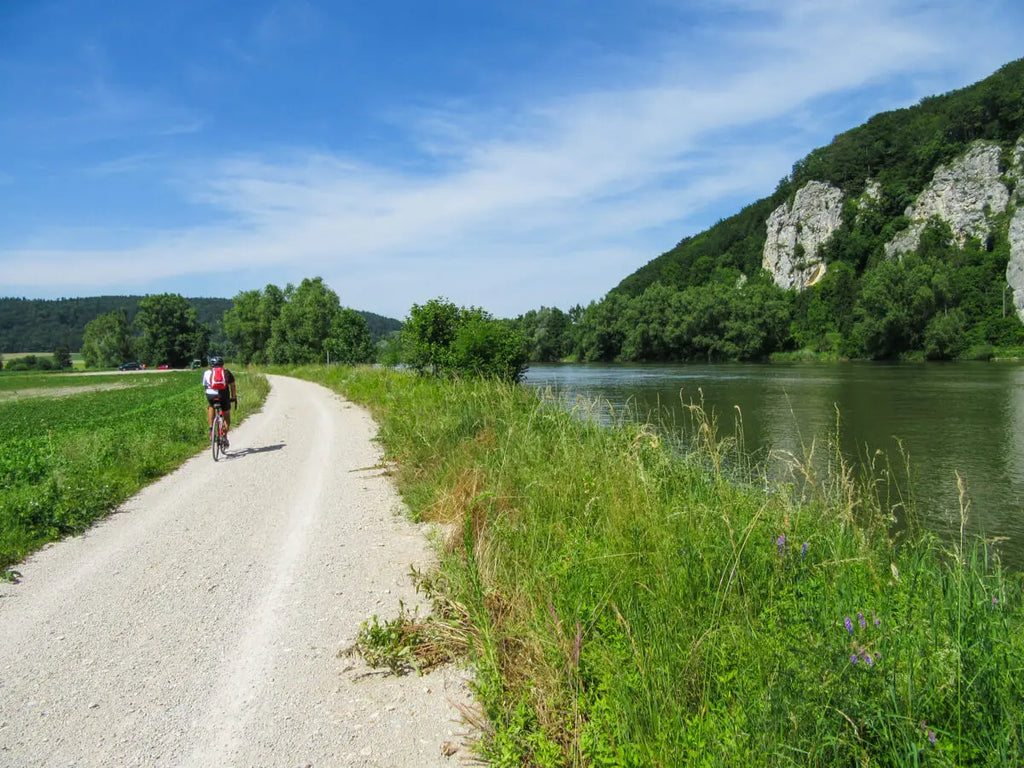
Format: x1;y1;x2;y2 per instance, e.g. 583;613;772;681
0;375;474;767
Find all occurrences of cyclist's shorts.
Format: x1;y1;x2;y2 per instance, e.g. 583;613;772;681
206;391;232;410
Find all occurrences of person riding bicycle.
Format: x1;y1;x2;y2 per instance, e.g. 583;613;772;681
202;355;237;447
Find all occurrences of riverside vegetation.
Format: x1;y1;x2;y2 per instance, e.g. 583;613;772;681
289;364;1022;767
0;370;269;574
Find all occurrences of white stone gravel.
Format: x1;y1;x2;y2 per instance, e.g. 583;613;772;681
0;374;474;767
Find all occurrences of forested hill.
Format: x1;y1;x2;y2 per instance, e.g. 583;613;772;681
615;57;1024;297
511;57;1024;363
0;296;401;353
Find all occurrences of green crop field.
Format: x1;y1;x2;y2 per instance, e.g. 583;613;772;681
0;370;269;573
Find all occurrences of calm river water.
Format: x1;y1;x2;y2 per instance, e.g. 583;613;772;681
523;362;1024;569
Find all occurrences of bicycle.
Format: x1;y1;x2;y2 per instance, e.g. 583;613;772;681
210;396;237;461
211;404;229;461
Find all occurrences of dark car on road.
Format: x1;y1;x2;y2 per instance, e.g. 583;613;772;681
118;362;143;371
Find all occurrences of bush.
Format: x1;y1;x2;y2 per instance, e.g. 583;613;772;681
402;298;529;382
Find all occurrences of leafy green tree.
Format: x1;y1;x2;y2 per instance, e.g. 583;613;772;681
53;346;72;370
924;309;968;360
223;284;285;364
267;277;341;364
81;310;134;368
326;308;375;365
376;331;406;367
450;317;529;382
402;298;528;381
527;307;571;362
401;298;466;375
134;294;211;368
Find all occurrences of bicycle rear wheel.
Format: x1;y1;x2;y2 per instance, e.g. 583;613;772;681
211;413;221;461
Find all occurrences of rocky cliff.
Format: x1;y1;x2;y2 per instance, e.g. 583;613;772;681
761;181;844;290
762;136;1024;323
885;142;1010;258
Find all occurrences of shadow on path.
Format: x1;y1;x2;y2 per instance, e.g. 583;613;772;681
223;443;286;459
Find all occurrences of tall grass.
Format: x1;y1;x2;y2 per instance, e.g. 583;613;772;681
295;365;1023;767
1;371;269;573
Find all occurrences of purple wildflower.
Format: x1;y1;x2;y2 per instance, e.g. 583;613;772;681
801;542;808;558
992;596;999;606
874;615;881;627
858;612;866;629
864;653;874;667
850;654;858;664
776;534;786;555
844;616;853;634
921;722;937;744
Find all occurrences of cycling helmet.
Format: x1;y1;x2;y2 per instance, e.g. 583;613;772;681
208;355;224;367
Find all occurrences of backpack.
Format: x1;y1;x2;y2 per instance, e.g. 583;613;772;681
210;366;227;390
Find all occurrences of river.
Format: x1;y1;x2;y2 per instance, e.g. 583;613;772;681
523;362;1024;569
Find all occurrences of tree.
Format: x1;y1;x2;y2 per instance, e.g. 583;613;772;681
222;284;286;364
53;346;72;370
402;298;528;381
134;294;211;368
401;298;466;375
267;277;341;364
450;317;529;382
81;310;134;369
326;308;375;365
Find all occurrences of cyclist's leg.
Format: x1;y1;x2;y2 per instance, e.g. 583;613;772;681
221;392;232;432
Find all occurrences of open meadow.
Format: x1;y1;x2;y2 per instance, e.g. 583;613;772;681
0;369;268;572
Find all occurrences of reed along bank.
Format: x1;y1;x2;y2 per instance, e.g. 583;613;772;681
293;365;1023;767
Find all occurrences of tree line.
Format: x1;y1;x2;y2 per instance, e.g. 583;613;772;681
71;278;529;381
0;296;232;354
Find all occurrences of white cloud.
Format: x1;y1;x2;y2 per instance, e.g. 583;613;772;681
2;0;1021;316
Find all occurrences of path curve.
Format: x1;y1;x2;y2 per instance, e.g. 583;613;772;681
0;374;472;767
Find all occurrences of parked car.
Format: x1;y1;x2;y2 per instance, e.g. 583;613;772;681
157;364;170;370
188;359;203;370
118;362;143;371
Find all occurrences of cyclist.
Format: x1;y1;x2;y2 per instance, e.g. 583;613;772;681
202;355;237;447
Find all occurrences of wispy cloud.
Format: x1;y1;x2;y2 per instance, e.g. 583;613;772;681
1;0;1020;316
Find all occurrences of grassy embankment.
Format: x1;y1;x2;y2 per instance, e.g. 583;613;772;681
291;364;1022;767
0;370;269;573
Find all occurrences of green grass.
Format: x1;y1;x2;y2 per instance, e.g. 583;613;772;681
1;370;269;573
288;364;1023;767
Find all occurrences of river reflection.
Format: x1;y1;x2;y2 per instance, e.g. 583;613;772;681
523;362;1024;569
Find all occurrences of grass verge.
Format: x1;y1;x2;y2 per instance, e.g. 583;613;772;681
289;364;1023;767
1;370;269;574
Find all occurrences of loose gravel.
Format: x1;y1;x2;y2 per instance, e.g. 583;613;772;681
0;374;474;767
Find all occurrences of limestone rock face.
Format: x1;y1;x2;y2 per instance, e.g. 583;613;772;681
1008;207;1024;320
885;142;1010;258
762;181;844;290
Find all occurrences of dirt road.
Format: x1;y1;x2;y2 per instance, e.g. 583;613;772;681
0;375;472;767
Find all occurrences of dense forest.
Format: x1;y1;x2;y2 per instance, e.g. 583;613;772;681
513;57;1024;362
0;295;401;354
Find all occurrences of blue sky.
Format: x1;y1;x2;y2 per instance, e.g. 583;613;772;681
1;1;1022;320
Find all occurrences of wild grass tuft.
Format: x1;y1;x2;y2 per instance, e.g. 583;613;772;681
293;365;1024;767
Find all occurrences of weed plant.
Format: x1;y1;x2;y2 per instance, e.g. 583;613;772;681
293;365;1023;767
1;371;269;573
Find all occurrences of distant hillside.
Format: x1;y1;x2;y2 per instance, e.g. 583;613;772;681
512;57;1024;362
0;296;401;353
615;57;1024;298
